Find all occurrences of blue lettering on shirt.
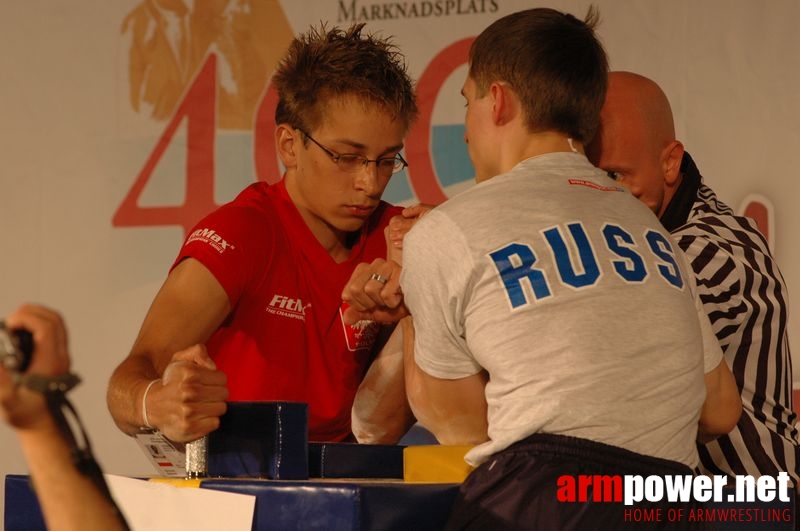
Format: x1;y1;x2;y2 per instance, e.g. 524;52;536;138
603;224;647;282
543;222;600;288
645;229;684;289
489;224;684;309
488;243;551;308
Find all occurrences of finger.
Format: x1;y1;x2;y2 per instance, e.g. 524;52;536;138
162;359;228;390
370;304;411;324
379;278;404;309
361;258;399;303
5;304;70;376
385;227;403;265
341;262;376;303
181;416;224;442
171;344;217;370
402;204;433;219
343;260;390;312
177;378;229;405
388;215;415;235
342;305;375;326
363;266;397;307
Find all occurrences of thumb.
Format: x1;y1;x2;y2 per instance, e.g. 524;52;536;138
342;306;373;326
172;344;217;370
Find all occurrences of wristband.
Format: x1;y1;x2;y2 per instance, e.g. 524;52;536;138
141;378;160;430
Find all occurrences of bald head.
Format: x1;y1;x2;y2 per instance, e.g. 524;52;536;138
609;71;675;147
586;71;684;218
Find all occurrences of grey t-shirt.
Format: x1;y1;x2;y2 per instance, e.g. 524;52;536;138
401;152;722;467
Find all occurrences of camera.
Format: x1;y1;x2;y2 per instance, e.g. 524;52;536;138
0;322;33;372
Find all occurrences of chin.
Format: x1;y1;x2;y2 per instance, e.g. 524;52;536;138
338;218;368;233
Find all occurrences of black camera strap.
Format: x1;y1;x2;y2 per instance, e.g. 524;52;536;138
19;373;132;531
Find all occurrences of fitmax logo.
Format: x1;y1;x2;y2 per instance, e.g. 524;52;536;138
187;228;234;254
267;295;311;322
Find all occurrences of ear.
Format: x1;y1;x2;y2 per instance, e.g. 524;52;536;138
489;82;515;126
276;124;299;169
661;140;685;186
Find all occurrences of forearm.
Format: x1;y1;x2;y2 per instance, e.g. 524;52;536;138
699;360;742;437
405;374;489;445
402;318;489;445
352;319;414;443
17;418;126;531
106;355;159;436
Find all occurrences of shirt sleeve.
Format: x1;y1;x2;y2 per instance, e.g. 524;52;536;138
674;241;724;374
400;209;483;379
674;230;742;347
172;204;271;307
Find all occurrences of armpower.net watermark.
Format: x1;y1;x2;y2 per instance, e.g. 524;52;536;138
557;472;794;524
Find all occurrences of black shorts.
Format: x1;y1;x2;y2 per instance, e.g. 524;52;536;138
444;433;711;531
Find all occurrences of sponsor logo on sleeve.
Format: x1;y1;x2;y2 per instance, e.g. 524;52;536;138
187;228;235;254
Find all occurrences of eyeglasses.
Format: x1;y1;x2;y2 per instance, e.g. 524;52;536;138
299;130;408;176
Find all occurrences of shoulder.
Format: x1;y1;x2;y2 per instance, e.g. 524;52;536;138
676;214;771;259
217;182;281;221
404;207;468;266
674;184;770;255
188;182;282;247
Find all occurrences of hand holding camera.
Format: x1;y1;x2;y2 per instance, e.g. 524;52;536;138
0;304;73;430
0;322;34;372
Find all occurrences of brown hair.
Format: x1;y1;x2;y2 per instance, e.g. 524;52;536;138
469;7;608;142
272;23;418;133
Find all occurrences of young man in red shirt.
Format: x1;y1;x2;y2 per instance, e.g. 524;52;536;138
107;23;418;445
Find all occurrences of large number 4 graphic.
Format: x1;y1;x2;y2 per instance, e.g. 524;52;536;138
114;39;480;239
113;55;219;238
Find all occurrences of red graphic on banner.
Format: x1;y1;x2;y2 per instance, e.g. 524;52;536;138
113;55;218;237
253;81;282;185
116;33;476;237
406;37;474;206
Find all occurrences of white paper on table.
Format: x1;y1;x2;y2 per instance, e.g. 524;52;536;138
105;474;255;531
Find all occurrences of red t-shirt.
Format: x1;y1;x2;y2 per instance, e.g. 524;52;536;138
173;180;401;441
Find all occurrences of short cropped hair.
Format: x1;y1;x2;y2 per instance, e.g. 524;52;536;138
272;23;418;133
469;7;608;142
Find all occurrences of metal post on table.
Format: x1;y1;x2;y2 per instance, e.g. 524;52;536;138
185;435;208;479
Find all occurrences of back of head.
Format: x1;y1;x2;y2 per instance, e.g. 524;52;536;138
586;71;677;168
469;7;608;142
272;23;418;132
600;71;676;150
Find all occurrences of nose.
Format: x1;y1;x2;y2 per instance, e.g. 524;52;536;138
354;161;383;197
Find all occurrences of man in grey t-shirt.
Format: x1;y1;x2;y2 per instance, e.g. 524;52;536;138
343;8;741;530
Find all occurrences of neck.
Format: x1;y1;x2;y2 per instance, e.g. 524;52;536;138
298;208;352;262
283;176;353;263
475;131;585;182
485;132;582;180
519;131;584;159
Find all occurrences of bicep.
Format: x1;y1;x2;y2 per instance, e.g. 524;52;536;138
130;258;232;372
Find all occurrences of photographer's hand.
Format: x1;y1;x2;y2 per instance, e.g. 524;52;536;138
1;304;128;531
0;304;70;431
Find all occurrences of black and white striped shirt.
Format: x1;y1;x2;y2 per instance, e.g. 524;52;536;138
663;153;799;485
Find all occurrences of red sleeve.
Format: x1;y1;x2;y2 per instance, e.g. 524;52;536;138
172;203;275;306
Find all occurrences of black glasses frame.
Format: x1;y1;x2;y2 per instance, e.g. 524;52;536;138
299;129;408;175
